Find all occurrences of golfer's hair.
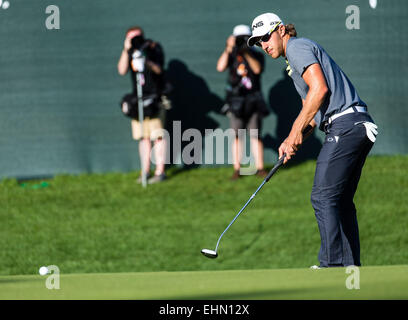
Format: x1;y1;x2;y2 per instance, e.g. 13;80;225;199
285;24;297;37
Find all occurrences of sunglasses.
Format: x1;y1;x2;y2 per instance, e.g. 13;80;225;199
255;25;280;47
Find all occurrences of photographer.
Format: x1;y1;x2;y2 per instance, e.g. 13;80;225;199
217;25;269;180
117;26;167;184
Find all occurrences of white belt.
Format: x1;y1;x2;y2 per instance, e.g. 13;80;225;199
328;106;367;124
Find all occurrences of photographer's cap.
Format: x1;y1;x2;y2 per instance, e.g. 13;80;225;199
247;13;284;46
233;24;252;37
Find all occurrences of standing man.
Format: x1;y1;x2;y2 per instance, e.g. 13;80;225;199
217;25;270;180
118;26;167;184
247;13;378;267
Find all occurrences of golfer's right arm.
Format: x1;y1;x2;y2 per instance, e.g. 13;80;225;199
279;64;328;163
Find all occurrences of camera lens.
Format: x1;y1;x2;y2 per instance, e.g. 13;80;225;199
235;36;249;51
131;35;145;49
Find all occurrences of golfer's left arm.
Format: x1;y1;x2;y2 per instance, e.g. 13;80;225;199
302;106;317;140
279;63;328;163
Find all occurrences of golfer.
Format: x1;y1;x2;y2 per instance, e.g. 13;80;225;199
247;13;378;267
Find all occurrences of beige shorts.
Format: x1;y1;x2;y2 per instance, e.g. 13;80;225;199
131;113;165;141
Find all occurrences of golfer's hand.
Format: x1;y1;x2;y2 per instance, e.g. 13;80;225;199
279;141;295;164
287;130;303;149
279;130;303;164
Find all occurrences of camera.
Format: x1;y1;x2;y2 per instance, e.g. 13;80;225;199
235;35;249;53
131;35;145;50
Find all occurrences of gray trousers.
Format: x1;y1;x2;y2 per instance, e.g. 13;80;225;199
311;112;375;267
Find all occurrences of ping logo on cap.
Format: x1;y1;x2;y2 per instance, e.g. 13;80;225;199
252;21;264;30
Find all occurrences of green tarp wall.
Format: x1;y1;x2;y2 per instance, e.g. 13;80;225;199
0;0;407;178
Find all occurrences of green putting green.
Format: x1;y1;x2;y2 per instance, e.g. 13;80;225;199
1;265;407;300
1;156;407;276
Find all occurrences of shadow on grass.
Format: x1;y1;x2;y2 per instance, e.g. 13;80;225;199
0;278;41;284
242;223;264;253
160;288;307;300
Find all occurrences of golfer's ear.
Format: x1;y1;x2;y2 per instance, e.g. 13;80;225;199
278;25;286;38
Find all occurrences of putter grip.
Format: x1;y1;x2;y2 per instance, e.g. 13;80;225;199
265;153;286;182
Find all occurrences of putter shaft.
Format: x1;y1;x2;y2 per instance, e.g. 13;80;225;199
214;154;286;253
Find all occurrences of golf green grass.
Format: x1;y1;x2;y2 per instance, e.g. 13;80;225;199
1;265;407;299
0;155;407;276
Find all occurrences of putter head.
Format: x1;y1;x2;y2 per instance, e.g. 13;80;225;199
201;249;218;259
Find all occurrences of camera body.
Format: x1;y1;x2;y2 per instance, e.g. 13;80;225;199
131;35;145;50
234;35;250;54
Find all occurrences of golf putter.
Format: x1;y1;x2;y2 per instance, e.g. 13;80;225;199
201;153;286;259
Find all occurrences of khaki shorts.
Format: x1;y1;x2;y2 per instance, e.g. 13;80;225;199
131;111;166;141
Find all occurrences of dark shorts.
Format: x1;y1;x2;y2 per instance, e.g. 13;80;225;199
229;111;262;138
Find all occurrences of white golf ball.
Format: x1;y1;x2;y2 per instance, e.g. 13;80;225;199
2;1;9;10
39;266;48;276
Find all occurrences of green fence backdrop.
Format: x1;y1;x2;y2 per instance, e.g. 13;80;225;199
0;0;407;179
